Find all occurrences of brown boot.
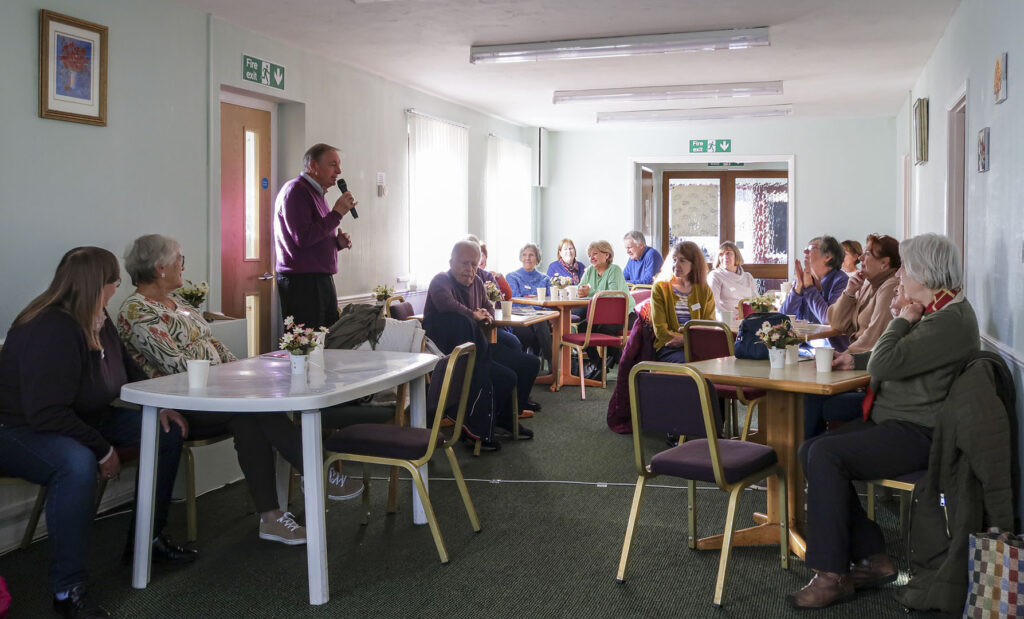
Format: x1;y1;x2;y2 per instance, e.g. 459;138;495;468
786;571;854;609
850;553;897;589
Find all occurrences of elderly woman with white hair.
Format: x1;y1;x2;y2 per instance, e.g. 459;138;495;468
117;234;361;548
505;242;553;373
787;233;979;610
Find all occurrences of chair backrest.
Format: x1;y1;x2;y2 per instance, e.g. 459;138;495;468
630;288;652;305
424;342;476;453
628;362;726;482
388;298;415;321
578;290;630;348
682;320;734;362
738;298;756;318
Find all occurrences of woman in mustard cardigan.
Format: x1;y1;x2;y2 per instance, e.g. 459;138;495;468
651;241;716;363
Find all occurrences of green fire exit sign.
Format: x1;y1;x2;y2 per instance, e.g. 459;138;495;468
243;54;285;90
689;139;732;153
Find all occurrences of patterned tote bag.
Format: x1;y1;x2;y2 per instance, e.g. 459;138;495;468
964;528;1024;618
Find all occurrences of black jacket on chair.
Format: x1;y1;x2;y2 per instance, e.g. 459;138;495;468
895;351;1017;613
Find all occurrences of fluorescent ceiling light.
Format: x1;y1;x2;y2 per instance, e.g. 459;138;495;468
470;27;769;64
596;104;792;123
553;81;782;104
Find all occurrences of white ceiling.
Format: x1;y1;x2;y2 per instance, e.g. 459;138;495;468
174;0;960;130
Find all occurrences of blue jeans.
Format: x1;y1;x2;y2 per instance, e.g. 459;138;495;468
803;392;867;439
0;407;183;593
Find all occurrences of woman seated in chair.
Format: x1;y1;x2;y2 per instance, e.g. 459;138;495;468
116;234;360;549
576;240;634;379
788;233;979;609
826;233;901;355
707;241;757;316
650;241;716;363
779;235;849;326
0;247;192;619
546;237;587;284
840;239;863;276
504;243;552;369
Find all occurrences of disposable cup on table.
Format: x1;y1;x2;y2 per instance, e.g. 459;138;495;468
186;359;211;389
780;281;794;297
536;288;546;303
566;285;578;300
718;309;734;324
815;347;834;373
501;301;512;320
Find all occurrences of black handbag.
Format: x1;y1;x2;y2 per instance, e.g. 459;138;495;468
733;312;789;360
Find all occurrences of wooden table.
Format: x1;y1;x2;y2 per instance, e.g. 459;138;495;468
680;357;870;559
121;350;438;605
512;297;592;391
412;309;559;345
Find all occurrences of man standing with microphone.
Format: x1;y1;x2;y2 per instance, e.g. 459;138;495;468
274;143;357;330
274;143;364;502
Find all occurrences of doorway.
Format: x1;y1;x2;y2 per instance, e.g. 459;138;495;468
946;93;967;260
220;101;273;355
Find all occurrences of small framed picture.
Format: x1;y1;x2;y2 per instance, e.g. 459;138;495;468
913;98;929;165
978;127;990;173
39;10;108;126
994;52;1008;104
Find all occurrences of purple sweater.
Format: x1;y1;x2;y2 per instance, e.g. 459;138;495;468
779;268;849;324
424;271;494;323
274;175;343;274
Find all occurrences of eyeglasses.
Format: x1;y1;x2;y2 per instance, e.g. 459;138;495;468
179;255;186;269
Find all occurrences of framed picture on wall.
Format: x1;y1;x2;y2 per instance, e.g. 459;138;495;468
994;52;1008;104
913;98;928;165
39;10;108;126
978;127;990;173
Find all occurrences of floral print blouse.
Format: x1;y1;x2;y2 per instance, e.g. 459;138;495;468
117;292;236;378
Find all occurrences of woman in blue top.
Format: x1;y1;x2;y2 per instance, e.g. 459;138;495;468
546;238;587;284
505;243;552;370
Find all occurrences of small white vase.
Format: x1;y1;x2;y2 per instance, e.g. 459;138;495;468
768;347;786;369
289;353;308;375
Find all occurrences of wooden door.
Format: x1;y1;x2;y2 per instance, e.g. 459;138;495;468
220;102;272;355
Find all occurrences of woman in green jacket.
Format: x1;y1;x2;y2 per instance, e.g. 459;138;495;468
650;241;716;363
575;240;633;379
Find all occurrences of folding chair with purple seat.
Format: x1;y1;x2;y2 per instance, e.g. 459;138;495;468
321;342;480;564
616;362;788;607
560;290;629;399
385;295;416;321
682;320;766;441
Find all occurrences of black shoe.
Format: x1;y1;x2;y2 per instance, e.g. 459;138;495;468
493;426;514;439
584;364;602;381
666;433;680;447
124;534;197;565
499;424;534;440
526;399;542;412
53;585;111;619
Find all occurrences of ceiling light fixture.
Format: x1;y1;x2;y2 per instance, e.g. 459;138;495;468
553;81;782;104
470;27;769;64
595;104;792;123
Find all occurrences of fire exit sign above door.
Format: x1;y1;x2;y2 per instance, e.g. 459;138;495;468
689;139;732;153
242;54;285;90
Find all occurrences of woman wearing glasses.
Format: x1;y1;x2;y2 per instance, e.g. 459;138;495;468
827;234;901;354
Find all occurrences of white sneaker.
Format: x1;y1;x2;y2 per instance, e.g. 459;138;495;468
327;468;364;501
259;511;306;545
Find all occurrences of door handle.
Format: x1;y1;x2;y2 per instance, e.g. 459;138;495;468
258;272;274;281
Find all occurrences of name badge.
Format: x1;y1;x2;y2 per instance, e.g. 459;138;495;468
691;303;701;311
729;286;736;292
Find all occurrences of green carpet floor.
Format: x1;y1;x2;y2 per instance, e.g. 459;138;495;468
0;374;946;618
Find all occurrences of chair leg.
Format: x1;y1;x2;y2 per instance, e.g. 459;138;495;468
444;447;481;531
899;488;910;535
740;397;761;442
360;466;372;526
512;391;519;441
406;464;448;564
687;480;697;549
577;346;586;400
866;482;876;521
615;476;647;582
778;472;789;570
387;385;408;514
712;486;744;607
21;486;49;550
387;466;400;514
600;346;607;388
185;445;198;542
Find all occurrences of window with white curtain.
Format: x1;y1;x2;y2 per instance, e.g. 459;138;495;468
484;135;533;274
407;110;469;287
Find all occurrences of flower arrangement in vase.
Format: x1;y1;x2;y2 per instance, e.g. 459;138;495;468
178;280;209;309
755;321;801;368
372;284;395;303
484;281;503;308
279;316;328;373
550;275;571;299
749;293;777;313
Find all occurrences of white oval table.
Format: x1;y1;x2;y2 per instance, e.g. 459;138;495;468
120;349;439;605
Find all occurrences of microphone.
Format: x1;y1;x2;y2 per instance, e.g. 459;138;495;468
337;179;358;219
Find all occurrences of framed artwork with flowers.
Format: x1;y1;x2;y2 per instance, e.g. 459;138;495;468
39;10;108;126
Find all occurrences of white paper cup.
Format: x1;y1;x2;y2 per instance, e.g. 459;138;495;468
186;359;211;389
309;345;325;369
786;344;799;364
501;300;512;320
781;281;794;297
718;309;734;324
786;314;797;325
567;285;578;300
815;347;834;373
536;288;546;302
